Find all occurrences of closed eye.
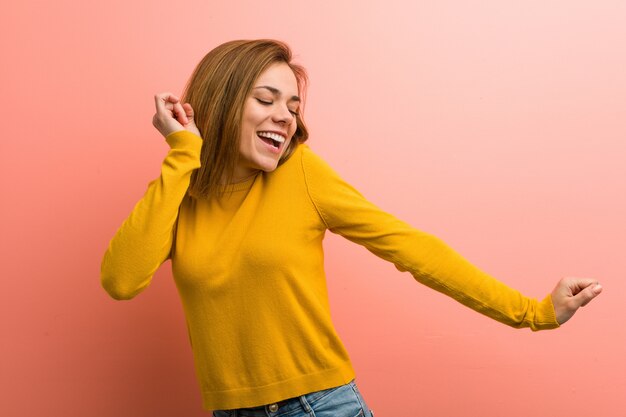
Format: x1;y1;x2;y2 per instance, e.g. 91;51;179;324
256;98;299;117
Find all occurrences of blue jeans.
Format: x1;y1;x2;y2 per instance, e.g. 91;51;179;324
212;379;374;417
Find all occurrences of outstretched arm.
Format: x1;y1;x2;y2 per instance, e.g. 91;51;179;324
301;146;602;330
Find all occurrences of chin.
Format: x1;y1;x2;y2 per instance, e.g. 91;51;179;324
259;162;280;173
253;154;283;173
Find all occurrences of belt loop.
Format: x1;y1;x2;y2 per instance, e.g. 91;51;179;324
298;393;313;414
231;410;238;417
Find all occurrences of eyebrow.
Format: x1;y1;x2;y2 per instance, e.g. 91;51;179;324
254;85;301;102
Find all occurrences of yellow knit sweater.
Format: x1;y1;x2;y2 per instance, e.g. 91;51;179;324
101;130;559;410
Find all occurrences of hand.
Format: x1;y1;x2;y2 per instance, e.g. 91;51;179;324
551;277;602;325
152;92;202;138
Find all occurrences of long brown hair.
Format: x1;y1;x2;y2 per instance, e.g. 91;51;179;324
181;39;309;200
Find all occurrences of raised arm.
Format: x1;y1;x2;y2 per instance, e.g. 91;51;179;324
101;94;202;300
301;146;601;330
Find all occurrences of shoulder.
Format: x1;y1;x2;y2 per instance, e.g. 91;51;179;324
296;144;335;177
292;144;351;199
276;143;333;176
271;144;339;201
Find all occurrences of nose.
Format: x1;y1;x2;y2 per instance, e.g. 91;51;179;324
272;103;293;125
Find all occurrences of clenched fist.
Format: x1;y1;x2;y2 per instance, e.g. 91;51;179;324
152;93;202;139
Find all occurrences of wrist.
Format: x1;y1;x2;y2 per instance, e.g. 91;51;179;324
166;130;203;152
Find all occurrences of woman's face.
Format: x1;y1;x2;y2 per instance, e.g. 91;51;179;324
234;62;300;182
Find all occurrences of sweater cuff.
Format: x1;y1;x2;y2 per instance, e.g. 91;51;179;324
166;130;203;153
533;294;560;331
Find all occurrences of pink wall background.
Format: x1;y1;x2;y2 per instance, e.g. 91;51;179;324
2;1;624;416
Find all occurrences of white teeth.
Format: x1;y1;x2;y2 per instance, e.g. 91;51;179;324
257;131;285;143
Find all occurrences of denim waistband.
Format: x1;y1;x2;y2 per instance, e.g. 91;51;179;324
218;380;357;417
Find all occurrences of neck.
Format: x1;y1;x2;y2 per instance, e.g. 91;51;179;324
220;170;260;185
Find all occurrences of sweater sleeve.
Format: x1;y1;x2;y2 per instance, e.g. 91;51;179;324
101;130;203;300
301;146;559;331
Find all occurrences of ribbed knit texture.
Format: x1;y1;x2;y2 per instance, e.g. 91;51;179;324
101;130;559;410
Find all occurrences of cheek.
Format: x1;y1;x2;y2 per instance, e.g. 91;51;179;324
240;113;260;144
239;125;256;157
241;103;261;134
289;121;298;138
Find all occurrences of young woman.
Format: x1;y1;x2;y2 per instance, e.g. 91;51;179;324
101;39;602;417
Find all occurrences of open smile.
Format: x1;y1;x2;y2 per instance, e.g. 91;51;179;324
257;131;287;153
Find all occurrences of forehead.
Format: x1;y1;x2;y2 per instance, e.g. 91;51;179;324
254;62;299;95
